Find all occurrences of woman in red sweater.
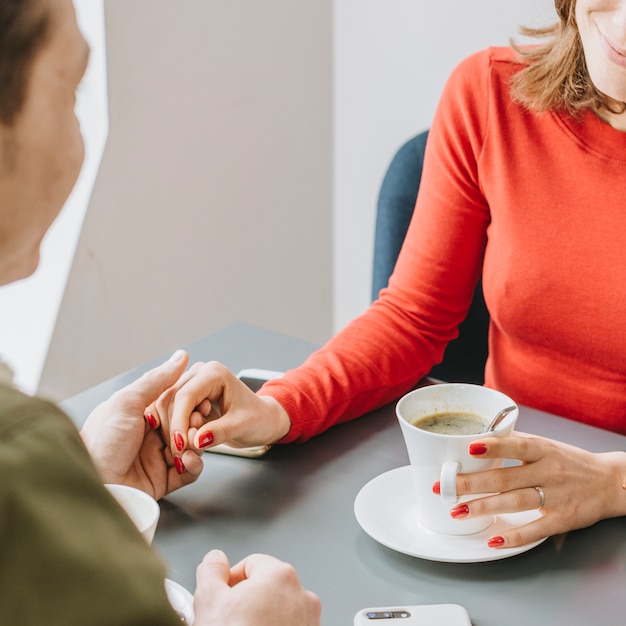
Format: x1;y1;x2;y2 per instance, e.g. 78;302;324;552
168;0;626;550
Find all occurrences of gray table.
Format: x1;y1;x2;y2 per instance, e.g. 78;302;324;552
62;323;626;626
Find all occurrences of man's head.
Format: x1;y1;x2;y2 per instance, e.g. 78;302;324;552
0;0;89;285
0;0;51;125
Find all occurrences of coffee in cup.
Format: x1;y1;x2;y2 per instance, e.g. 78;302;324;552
411;411;489;435
396;383;518;536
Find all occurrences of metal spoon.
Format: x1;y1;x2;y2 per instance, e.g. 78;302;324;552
484;405;516;432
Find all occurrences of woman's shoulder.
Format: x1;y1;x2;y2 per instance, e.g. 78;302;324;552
453;46;526;81
438;46;527;121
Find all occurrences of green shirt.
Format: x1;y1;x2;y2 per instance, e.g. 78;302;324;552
0;384;182;625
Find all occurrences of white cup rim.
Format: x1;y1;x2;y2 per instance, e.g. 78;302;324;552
396;383;518;437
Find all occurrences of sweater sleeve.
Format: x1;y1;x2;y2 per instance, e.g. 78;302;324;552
260;50;494;442
0;386;181;626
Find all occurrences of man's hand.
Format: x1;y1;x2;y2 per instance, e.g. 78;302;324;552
80;350;203;499
193;550;321;626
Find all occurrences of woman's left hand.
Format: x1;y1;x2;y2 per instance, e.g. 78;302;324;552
80;350;204;500
448;432;626;548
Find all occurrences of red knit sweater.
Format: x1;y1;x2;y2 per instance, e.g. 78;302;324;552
261;47;626;441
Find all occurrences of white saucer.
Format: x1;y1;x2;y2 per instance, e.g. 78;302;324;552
165;578;195;624
354;466;547;563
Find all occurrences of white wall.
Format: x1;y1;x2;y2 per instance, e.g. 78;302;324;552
0;0;107;393
39;0;333;400
333;0;556;332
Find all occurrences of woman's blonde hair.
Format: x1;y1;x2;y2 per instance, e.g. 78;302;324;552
511;0;626;116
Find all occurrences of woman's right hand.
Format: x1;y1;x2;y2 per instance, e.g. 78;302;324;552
193;550;322;626
148;361;292;459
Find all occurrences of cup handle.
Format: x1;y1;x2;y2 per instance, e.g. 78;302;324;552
440;461;460;504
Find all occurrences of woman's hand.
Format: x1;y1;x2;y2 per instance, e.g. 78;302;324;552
447;432;626;548
80;350;203;499
193;550;321;626
147;361;292;461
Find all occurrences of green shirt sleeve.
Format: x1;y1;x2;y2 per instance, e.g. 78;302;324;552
0;385;182;625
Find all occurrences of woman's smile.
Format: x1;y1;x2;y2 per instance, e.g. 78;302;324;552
597;22;626;69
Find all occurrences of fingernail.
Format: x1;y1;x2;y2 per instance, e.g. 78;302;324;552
168;349;186;363
450;504;470;519
469;442;488;455
198;431;214;449
174;431;185;452
487;536;505;548
145;413;158;429
174;456;185;474
207;549;226;559
432;481;441;495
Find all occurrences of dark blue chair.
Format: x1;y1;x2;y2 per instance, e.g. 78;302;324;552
372;130;489;384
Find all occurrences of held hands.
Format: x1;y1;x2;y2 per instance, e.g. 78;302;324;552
193;550;321;626
80;350;203;500
442;432;626;548
147;361;291;462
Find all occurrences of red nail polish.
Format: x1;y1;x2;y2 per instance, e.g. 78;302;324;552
450;504;470;519
174;431;184;452
198;431;214;449
174;456;185;474
145;413;158;429
487;536;505;548
432;481;441;495
469;442;488;456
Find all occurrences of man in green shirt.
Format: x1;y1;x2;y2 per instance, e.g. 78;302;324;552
0;1;321;624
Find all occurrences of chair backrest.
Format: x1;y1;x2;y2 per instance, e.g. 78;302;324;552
372;130;489;384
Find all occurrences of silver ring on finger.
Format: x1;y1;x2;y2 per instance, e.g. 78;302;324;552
534;486;545;510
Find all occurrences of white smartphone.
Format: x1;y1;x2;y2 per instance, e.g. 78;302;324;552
353;604;471;625
204;368;284;459
236;368;285;392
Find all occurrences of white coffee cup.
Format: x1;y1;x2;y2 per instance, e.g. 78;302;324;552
396;383;518;536
105;484;160;543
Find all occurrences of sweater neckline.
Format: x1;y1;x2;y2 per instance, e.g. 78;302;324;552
554;107;626;163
